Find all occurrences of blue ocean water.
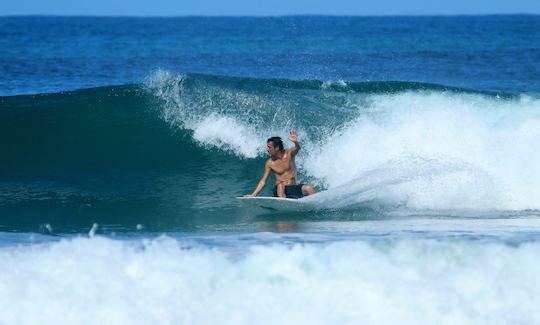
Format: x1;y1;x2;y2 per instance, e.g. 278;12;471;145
2;15;540;95
2;15;540;324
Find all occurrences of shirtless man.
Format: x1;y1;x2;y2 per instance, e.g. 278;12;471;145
246;130;316;199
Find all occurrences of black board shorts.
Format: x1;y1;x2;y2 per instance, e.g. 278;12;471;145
272;184;304;199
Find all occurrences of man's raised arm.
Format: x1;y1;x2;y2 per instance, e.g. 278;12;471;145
245;160;271;197
288;129;301;156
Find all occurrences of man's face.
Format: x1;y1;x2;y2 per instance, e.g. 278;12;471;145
267;142;277;156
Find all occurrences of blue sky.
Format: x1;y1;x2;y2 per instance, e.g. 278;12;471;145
2;0;540;16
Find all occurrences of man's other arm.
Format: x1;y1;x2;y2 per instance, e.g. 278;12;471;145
246;160;272;197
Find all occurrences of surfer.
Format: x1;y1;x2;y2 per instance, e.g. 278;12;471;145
245;130;316;199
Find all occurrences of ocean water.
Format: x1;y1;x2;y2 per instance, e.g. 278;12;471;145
1;15;540;324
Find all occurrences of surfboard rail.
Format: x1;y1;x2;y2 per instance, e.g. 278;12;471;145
236;196;312;211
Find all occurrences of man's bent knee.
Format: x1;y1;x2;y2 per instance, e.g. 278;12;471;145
302;184;315;196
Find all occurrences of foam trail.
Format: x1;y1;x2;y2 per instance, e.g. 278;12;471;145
302;157;481;211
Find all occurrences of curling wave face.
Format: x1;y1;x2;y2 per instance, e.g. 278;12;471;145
147;71;540;211
1;71;539;231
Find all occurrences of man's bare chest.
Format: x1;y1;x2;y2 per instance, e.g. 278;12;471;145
270;157;292;174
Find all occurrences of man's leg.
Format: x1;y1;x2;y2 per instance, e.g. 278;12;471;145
277;183;286;198
301;184;316;196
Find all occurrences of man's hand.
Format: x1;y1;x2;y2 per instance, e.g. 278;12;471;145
288;129;301;156
288;129;298;143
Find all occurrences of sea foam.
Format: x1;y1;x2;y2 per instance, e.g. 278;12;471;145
305;92;540;210
0;235;539;325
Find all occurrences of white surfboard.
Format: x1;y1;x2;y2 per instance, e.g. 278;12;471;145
236;196;313;212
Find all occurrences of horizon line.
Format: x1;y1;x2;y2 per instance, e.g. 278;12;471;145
1;13;539;18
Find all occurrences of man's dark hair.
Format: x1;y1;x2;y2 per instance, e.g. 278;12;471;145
267;136;284;151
